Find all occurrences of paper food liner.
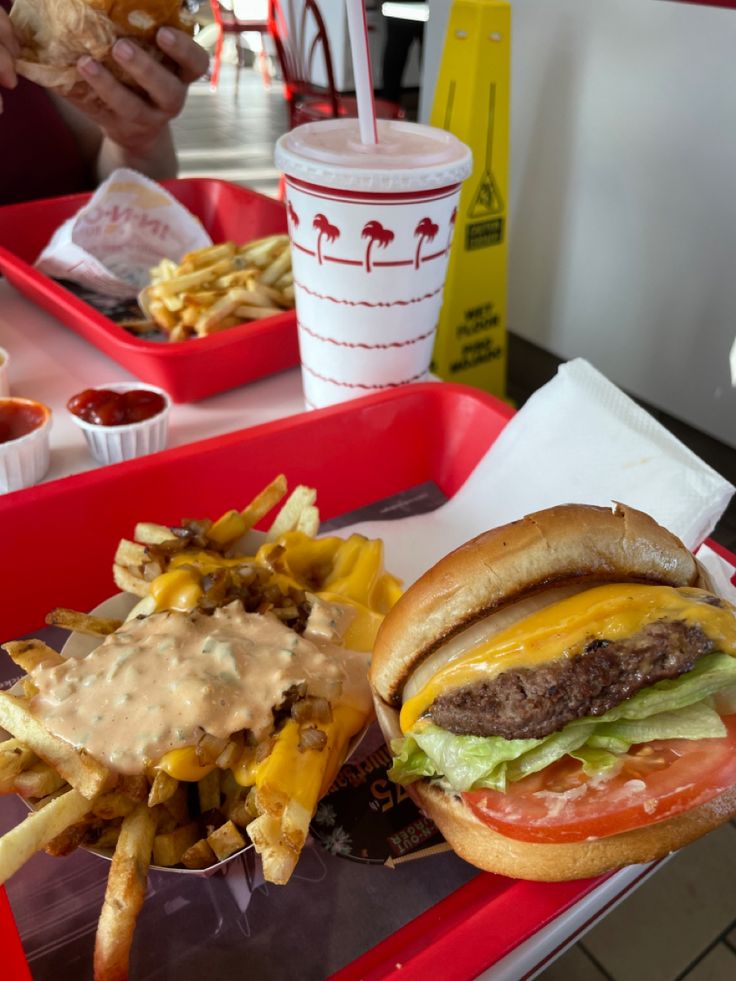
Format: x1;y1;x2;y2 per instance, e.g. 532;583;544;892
35;168;212;299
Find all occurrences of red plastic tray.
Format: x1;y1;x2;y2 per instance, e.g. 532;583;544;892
0;178;299;403
4;382;726;979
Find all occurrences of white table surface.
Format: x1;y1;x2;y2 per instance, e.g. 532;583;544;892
0;279;308;489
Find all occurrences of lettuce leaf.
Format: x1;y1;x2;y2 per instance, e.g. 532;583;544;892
390;652;736;792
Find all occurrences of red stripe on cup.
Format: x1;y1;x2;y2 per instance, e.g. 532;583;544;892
298;320;436;349
294;280;444;307
285;176;462;205
302;362;431;389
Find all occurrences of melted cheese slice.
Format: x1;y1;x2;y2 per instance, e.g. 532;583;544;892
400;584;736;734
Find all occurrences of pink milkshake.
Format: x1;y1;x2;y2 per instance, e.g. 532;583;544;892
275;118;472;410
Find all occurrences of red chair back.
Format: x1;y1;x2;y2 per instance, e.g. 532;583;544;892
268;0;340;122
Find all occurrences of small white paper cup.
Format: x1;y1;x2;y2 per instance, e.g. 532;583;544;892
0;347;9;398
0;398;52;493
68;382;171;465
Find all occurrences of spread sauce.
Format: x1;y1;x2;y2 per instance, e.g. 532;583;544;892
30;600;370;775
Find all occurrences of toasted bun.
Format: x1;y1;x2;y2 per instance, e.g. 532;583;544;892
370;503;700;707
11;0;192;96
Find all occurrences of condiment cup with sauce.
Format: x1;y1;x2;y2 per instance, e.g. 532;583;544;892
67;382;171;465
0;347;9;397
0;397;52;493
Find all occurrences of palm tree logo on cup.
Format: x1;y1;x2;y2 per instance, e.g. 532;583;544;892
287;199;300;229
361;221;395;273
313;214;341;265
414;217;440;269
446;207;457;251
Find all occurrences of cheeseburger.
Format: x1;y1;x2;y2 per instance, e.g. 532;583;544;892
370;504;736;880
10;0;192;95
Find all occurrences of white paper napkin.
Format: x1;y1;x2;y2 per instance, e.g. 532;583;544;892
343;359;735;586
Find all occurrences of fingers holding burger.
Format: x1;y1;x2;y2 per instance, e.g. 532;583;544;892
9;0;195;97
370;503;736;881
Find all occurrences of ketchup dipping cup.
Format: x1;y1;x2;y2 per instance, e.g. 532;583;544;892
0;347;9;398
275;118;472;410
0;397;52;493
67;382;171;465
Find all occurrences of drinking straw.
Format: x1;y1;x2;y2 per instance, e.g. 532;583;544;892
345;0;379;144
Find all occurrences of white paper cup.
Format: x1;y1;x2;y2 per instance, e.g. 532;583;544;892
276;119;472;410
0;398;52;493
68;382;171;465
0;347;9;397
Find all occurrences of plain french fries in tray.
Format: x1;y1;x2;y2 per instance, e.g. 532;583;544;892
0;475;402;980
130;235;295;341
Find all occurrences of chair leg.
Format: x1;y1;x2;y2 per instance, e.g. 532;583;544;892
211;25;223;90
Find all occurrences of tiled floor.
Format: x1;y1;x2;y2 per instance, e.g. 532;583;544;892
171;62;736;981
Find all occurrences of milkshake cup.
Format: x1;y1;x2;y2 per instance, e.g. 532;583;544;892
275;118;472;410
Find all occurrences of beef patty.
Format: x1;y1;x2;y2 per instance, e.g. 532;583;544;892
428;619;718;740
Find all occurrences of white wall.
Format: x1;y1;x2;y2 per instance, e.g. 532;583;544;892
421;0;736;448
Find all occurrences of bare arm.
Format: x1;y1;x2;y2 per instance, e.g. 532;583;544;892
68;28;209;184
0;14;209;185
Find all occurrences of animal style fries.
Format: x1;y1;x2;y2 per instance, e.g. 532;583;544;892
0;476;402;980
131;235;295;341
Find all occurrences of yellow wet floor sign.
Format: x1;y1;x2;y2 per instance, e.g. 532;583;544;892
430;0;510;397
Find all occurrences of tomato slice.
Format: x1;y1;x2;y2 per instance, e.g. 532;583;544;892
463;714;736;843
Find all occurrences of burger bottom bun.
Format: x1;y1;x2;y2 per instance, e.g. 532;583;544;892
372;697;736;881
411;780;736;881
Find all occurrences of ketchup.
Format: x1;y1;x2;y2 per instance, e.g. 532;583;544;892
67;388;166;427
0;399;47;444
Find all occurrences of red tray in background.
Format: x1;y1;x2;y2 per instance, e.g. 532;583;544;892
0;178;299;403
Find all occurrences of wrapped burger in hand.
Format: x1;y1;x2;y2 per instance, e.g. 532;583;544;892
10;0;193;97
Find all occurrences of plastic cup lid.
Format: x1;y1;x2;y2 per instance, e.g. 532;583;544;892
275;119;473;193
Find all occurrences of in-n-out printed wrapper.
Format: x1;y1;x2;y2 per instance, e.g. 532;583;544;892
284;178;463;410
35;169;212;299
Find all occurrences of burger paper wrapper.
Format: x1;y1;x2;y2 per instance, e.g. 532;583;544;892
35;168;212;299
344;358;735;587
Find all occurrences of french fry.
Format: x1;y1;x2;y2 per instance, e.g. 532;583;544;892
133;522;177;545
2;638;65;672
93;791;139;821
147;769;179;808
134;235;294;343
113;563;150;598
239;473;288;533
180;837;216;870
259;247;292;287
267;485;318;539
0;740;37;794
197;769;221;814
207;819;246;862
0;788;93;883
45;609;123;637
94;802;156;981
230;305;283;321
0;692;110;799
14;761;66;799
153;822;200;867
246;813;298;885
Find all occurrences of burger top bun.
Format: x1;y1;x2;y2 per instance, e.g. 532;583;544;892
370;503;702;708
10;0;192;95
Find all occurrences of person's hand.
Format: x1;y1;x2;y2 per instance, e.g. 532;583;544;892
72;28;209;157
0;7;20;113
